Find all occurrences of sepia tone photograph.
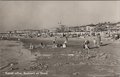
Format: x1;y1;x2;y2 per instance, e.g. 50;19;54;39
0;1;120;77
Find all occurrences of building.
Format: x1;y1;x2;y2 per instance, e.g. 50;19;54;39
68;25;86;32
86;24;96;32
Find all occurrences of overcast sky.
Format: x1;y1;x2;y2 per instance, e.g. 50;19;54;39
0;1;120;32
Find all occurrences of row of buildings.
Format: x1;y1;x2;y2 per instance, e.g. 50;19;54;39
0;22;120;38
54;22;120;37
57;22;120;33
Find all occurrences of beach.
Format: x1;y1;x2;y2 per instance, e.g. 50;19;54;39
0;38;120;77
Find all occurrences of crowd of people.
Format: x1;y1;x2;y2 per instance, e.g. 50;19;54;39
83;33;102;50
28;33;103;50
29;36;68;49
1;32;119;50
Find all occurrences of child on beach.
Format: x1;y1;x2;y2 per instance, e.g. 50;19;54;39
62;42;66;48
97;33;101;47
65;36;68;43
40;42;45;48
93;38;97;47
52;37;57;48
83;40;90;49
52;37;57;44
29;43;34;49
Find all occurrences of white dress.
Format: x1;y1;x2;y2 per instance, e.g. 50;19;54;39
62;43;66;48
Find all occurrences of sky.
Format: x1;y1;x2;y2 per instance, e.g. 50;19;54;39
0;1;120;32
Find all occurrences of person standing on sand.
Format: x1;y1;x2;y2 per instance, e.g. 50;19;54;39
84;40;90;49
63;33;66;37
62;35;68;48
40;42;45;48
65;35;68;43
52;37;57;48
29;43;34;49
62;42;67;48
97;33;101;47
53;37;57;44
93;37;97;47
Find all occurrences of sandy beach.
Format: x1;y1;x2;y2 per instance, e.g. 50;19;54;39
0;38;120;77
